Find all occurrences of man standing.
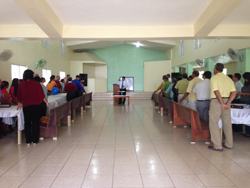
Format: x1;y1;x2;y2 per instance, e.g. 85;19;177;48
179;71;202;110
193;71;211;121
166;74;172;82
175;73;189;106
55;75;62;92
118;76;127;105
232;73;243;103
209;63;236;151
72;75;87;97
160;76;172;99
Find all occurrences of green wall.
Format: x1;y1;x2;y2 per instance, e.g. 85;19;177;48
88;45;165;91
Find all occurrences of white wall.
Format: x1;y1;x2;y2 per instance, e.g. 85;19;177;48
144;60;172;92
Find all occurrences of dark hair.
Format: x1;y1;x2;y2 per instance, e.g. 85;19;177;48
189;76;193;80
228;74;233;80
122;76;125;79
60;79;65;82
234;73;241;80
34;76;40;82
172;78;177;83
243;72;250;86
182;73;188;78
23;69;34;81
76;75;80;78
163;75;168;80
9;78;19;97
193;70;199;77
167;74;170;77
67;77;72;81
67;74;70;77
162;75;165;79
204;71;212;79
215;63;224;72
40;77;45;82
1;81;9;90
50;75;55;81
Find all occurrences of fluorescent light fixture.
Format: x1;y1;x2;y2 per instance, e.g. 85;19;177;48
134;42;142;48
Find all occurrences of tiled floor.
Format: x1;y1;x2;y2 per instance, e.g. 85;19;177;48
0;100;250;188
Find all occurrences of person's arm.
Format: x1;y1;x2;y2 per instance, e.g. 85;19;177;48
165;84;173;94
178;92;189;103
238;92;250;96
3;93;15;105
43;98;52;109
78;81;86;93
155;82;163;92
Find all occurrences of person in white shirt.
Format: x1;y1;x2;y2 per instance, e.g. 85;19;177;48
193;71;211;121
166;74;172;82
232;73;243;103
117;76;128;105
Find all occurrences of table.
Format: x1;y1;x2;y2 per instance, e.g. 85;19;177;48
218;105;250;128
0;106;24;144
113;95;131;106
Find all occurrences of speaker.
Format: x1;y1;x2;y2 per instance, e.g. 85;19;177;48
80;74;88;86
171;72;182;80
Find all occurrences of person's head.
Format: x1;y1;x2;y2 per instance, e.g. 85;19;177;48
76;75;81;80
60;79;65;83
214;63;224;75
122;76;125;81
228;74;233;80
192;70;199;78
233;73;241;82
67;74;70;78
34;76;40;82
63;77;67;82
188;76;193;81
40;77;45;83
1;81;9;90
163;75;168;82
10;78;19;96
56;75;60;81
23;69;34;81
50;75;55;81
67;77;72;82
182;73;188;79
243;72;250;86
203;71;212;79
172;78;177;83
166;74;170;78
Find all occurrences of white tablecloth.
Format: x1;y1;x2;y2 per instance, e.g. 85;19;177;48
0;106;24;131
218;105;250;128
47;93;67;114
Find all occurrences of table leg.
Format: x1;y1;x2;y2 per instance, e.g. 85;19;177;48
81;107;84;115
128;97;130;106
67;116;71;126
113;97;115;106
17;117;21;145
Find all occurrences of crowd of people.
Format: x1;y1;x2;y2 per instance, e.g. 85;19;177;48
0;70;87;144
155;63;250;151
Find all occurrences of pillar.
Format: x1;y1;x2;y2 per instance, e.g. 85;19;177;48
204;58;215;76
173;66;179;72
186;63;193;76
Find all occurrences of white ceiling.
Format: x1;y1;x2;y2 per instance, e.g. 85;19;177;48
46;0;211;26
66;40;176;51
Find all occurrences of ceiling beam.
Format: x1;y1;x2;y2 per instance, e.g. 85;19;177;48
14;0;63;38
194;0;242;37
208;25;250;38
63;25;194;40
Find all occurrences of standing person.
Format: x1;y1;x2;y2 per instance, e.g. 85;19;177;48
46;75;56;92
164;78;176;100
175;73;189;106
179;71;202;110
188;76;193;81
9;78;19;104
64;77;77;101
55;76;62;92
117;76;127;105
172;76;181;102
232;73;243;103
40;77;48;117
208;63;236;151
193;71;211;121
72;75;87;98
166;74;172;82
60;78;66;92
17;69;51;145
160;76;172;99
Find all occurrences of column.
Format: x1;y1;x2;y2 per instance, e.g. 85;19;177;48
204;58;215;76
173;66;179;72
186;63;193;76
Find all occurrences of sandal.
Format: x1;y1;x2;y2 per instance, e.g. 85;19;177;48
208;146;223;152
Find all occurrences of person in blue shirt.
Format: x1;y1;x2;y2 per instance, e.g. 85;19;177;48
72;75;87;97
164;78;176;101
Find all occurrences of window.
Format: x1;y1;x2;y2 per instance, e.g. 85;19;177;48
41;40;50;49
198;71;204;79
59;41;65;56
42;69;51;85
223;68;227;75
194;39;202;49
179;40;184;56
11;65;27;80
59;71;66;79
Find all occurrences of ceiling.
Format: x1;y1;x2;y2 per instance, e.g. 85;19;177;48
0;0;249;41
